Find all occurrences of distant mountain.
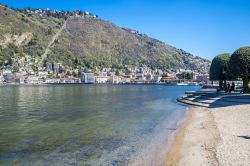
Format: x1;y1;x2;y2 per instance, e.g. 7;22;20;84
0;4;210;72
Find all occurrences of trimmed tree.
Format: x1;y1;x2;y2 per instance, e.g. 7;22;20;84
210;53;231;90
229;46;250;93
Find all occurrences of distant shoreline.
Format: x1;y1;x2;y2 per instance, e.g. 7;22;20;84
0;82;165;86
0;82;203;86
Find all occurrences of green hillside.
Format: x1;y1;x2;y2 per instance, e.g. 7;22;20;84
0;4;210;73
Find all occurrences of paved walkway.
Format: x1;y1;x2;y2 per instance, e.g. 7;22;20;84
178;90;250;108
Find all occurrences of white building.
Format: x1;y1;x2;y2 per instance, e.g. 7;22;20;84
95;76;110;83
26;76;41;84
110;75;119;84
45;79;60;84
196;74;209;84
2;69;12;75
0;76;4;83
120;77;131;83
83;73;95;84
15;77;25;84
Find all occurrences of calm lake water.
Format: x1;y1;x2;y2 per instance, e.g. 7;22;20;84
0;84;200;165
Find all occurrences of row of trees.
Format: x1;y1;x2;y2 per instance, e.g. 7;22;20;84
210;46;250;93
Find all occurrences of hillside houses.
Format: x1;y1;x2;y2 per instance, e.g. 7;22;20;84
21;8;98;19
0;58;208;85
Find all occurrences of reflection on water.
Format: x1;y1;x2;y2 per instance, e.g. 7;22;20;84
0;85;200;165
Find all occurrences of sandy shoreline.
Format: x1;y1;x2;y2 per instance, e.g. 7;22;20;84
166;104;250;166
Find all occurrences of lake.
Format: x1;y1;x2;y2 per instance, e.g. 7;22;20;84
0;84;200;165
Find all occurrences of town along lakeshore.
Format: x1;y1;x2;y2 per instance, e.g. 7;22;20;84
0;84;200;165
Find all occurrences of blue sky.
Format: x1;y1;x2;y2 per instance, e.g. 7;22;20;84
1;0;250;60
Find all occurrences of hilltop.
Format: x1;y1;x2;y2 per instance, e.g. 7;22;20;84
0;4;210;74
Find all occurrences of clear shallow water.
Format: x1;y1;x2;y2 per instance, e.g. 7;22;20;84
0;85;200;165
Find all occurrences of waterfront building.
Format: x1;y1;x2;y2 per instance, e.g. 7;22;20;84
2;69;12;75
0;76;4;83
83;73;95;84
15;77;25;84
145;74;153;81
153;75;162;82
121;76;131;83
110;75;119;84
136;73;145;81
95;76;110;83
59;77;78;84
156;69;163;76
65;77;81;84
45;79;60;84
26;76;42;84
195;74;210;84
73;78;81;83
161;73;176;83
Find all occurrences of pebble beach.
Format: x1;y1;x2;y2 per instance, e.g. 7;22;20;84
167;93;250;166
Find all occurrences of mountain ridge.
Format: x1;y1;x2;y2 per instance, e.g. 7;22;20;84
0;4;210;73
